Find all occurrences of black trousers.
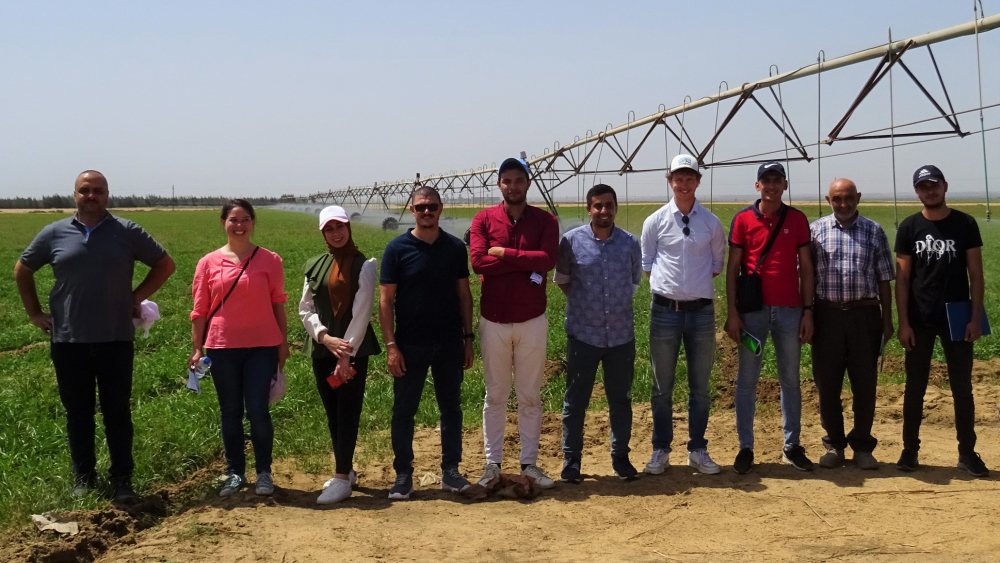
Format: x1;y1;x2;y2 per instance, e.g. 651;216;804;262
312;355;369;475
50;341;135;482
811;305;881;453
391;340;464;475
902;323;977;455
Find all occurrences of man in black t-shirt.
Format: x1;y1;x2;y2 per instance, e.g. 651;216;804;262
379;186;476;499
894;164;988;477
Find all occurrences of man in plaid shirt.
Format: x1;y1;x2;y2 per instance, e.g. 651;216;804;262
809;178;894;470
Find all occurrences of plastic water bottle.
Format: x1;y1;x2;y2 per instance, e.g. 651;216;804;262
193;356;212;377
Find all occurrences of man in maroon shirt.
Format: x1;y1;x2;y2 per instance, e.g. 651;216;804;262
470;156;559;489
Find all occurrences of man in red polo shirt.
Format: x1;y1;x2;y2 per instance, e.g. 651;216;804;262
725;161;815;474
470;156;559;489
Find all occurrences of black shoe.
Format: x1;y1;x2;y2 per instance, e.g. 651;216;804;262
111;480;139;505
733;448;754;474
896;449;919;472
611;456;638;481
782;445;814;471
958;452;989;478
71;472;99;498
561;458;582;484
387;472;413;500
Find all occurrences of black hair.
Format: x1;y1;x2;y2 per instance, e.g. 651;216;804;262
221;198;256;221
586;184;618;208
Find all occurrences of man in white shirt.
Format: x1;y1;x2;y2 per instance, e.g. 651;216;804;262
640;154;726;475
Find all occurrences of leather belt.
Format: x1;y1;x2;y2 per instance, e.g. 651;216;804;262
816;298;880;311
653;294;713;311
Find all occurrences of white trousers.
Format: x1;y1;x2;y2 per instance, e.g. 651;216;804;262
480;313;548;465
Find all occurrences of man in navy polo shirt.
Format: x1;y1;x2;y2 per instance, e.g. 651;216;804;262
724;161;815;474
15;170;176;503
379;186;475;499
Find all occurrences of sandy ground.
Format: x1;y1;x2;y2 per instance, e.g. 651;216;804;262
6;362;1000;562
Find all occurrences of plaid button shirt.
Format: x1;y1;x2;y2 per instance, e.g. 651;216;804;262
810;212;894;302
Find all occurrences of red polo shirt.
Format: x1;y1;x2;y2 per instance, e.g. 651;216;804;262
728;201;810;307
470;203;559;323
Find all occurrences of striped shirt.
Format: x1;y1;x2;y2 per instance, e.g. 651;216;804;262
810;212;894;303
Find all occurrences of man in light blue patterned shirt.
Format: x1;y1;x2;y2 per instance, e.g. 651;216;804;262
554;184;642;482
810;178;894;470
640;154;726;476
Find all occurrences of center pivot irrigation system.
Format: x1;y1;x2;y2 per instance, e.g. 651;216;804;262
301;10;999;230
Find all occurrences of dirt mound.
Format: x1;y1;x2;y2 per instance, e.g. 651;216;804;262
6;378;1000;562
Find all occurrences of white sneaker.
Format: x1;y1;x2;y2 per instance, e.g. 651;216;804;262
645;449;670;475
688;449;722;475
521;464;555;489
478;462;501;487
323;469;358;489
317;477;352;504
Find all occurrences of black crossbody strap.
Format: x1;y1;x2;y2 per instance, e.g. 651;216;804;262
202;246;260;344
749;206;787;275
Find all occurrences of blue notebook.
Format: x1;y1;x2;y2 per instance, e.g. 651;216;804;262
945;301;991;342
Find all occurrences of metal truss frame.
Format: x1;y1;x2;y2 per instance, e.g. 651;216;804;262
307;14;1000;218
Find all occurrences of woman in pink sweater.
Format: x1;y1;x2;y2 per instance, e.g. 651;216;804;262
189;199;288;497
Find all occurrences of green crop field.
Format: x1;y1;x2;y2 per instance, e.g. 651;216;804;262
0;200;997;530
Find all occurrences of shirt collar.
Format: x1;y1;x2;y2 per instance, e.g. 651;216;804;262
588;223;617;241
831;212;860;229
667;198;700;217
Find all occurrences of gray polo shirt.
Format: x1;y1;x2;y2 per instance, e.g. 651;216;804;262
20;214;168;343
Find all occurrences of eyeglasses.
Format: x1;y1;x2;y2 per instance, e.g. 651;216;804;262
681;214;690;237
413;203;440;213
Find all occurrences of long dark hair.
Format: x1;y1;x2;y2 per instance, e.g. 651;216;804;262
221;198;256;221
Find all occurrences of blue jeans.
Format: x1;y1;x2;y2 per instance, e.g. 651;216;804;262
649;301;716;452
391;340;464;475
208;346;277;476
734;306;803;451
561;337;635;460
51;341;135;482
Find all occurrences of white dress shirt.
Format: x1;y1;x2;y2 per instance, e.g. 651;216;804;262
640;199;725;301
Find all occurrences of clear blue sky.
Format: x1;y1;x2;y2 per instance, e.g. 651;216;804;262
1;0;997;200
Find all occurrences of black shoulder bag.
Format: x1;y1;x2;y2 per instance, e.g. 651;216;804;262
736;208;787;314
201;246;260;346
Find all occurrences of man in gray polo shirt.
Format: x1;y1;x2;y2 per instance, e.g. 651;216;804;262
14;170;176;503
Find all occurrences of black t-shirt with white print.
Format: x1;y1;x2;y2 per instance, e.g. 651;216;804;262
894;209;982;327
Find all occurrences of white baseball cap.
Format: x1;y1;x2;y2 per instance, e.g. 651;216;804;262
670;154;700;174
318;206;350;230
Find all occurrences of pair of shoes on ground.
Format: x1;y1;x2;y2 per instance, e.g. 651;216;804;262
387;467;474;501
818;448;879;470
644;449;722;475
317;470;359;505
474;462;557;490
72;473;139;504
896;449;990;478
732;446;814;474
219;472;274;497
560;455;655;482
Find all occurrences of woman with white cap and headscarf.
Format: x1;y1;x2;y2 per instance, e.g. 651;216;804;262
299;206;380;504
